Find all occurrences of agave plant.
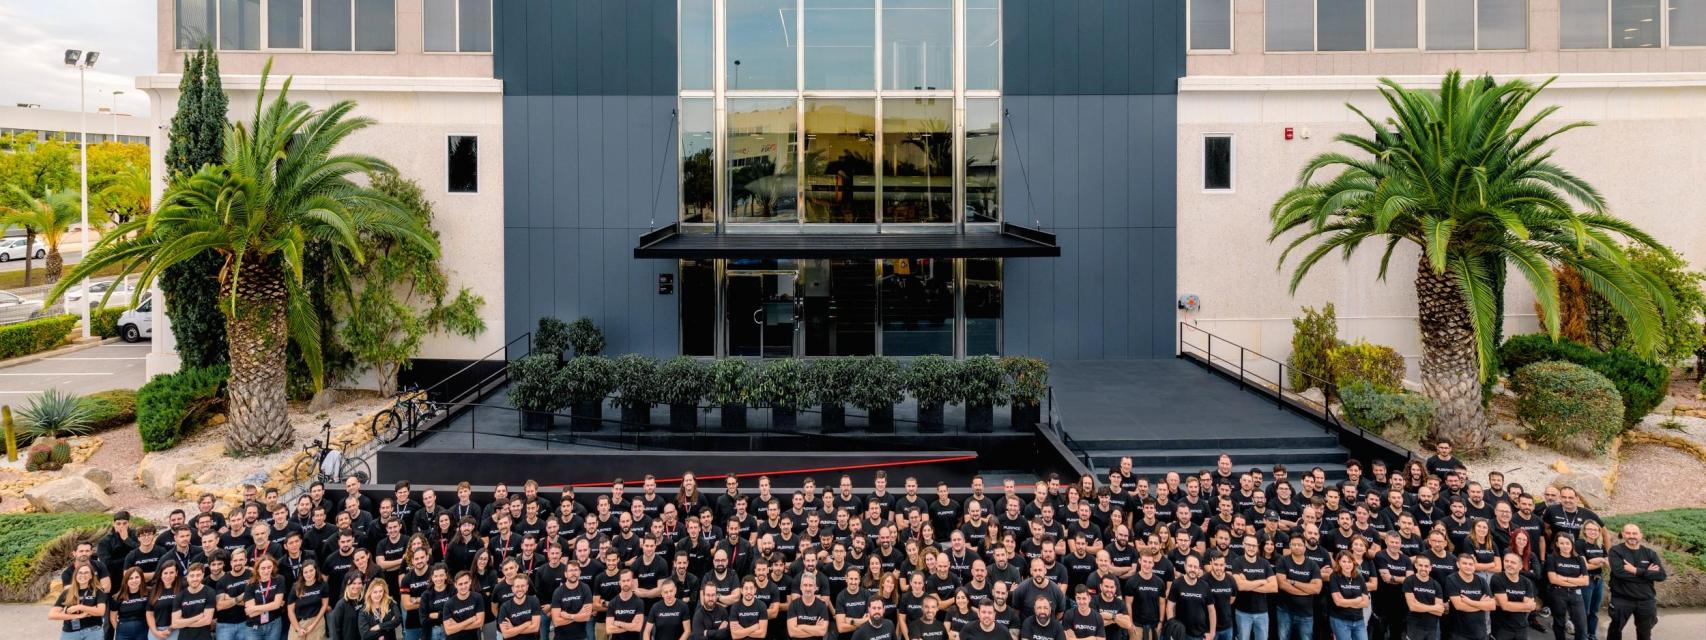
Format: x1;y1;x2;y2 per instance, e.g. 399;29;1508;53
18;389;95;440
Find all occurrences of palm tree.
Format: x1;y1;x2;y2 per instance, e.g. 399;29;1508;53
1;186;86;285
49;62;435;455
96;163;152;226
1269;72;1671;450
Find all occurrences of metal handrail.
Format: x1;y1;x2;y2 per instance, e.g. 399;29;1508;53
1177;322;1343;431
418;331;533;397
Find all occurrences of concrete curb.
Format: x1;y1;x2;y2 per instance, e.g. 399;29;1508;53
0;336;122;371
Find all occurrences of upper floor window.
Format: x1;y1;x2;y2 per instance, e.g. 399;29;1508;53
178;0;398;51
1190;0;1234;51
314;0;395;51
425;0;493;53
1562;0;1706;48
1263;0;1528;52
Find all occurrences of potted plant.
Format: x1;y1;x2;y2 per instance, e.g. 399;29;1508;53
708;359;753;431
533;316;572;362
750;359;811;431
904;356;959;433
1002;356;1049;430
657;357;711;432
507;353;563;431
611;354;660;430
850;356;905;433
559;356;617;431
807;358;857;432
567;317;606;357
959;356;1008;433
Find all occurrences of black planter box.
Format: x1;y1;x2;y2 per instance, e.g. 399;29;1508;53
669;404;698;432
966;404;994;432
620;404;651;431
721;403;748;431
821;405;846;432
570;399;603;431
772;408;797;431
917;402;945;433
521;410;554;432
866;406;895;433
1012;400;1041;430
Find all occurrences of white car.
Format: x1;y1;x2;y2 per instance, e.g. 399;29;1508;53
0;238;45;262
115;296;153;342
66;279;137;304
0;291;44;324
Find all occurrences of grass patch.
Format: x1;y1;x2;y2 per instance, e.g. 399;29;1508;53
0;262;129;292
80;389;138;432
0;513;117;602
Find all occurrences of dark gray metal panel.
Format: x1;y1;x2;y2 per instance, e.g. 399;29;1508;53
495;0;676;97
1151;228;1179;355
1005;0;1183;96
1151;96;1179;229
503;227;531;348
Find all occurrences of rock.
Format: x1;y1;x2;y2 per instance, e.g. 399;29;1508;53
1551;472;1608;509
60;464;111;491
1299;387;1328;408
195;470;218;484
1501;433;1514;442
308;389;343;413
137;455;205;499
23;476;113;513
1658;395;1680;416
207;413;227;426
1516;438;1529;451
1551;459;1572;473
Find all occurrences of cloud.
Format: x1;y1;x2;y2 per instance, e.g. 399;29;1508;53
0;2;156;116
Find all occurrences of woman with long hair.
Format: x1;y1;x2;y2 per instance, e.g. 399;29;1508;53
1577;520;1611;640
943;589;976;633
50;561;107;640
1465;519;1503;578
112;567;153;640
147;562;182;640
326;575;366;640
1326;551;1370;640
418;564;452;640
1545;535;1590;640
875;573;903;621
289;561;330;640
172;563;216;640
357;576;402;640
429;513;455;563
245;555;286;640
1404;462;1427;494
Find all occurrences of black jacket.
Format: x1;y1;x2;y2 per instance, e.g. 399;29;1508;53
1607;544;1666;602
328;599;364;640
357;602;403;640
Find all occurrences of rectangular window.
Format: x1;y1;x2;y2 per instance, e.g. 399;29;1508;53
177;0;217;49
1266;0;1315;51
1426;0;1476;49
680;0;714;90
1374;0;1419;48
219;0;261;50
1317;0;1368;50
354;0;395;51
681;99;716;224
801;260;877;356
425;0;491;52
881;98;953;224
728;0;798;90
964;99;1000;223
268;0;303;48
1678;0;1706;46
1204;135;1232;191
1189;0;1232;50
883;0;952;91
726;99;800;224
424;0;456;51
881;259;955;356
806;0;876;90
312;0;353;50
1614;0;1662;48
803;99;876;224
965;0;1001;90
448;136;477;193
1478;0;1528;49
680;260;716;356
1560;0;1609;48
964;259;1002;356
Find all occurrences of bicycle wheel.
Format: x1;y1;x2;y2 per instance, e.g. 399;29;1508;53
339;456;372;485
293;447;326;483
370;408;404;444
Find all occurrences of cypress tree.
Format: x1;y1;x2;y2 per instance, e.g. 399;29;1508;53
159;44;230;368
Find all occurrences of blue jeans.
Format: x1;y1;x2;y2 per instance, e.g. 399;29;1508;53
1235;610;1269;640
1277;608;1313;640
1214;629;1233;640
115;620;149;640
1583;578;1605;640
215;623;246;640
1329;617;1368;640
62;627;103;640
404;627;424;640
245;618;282;640
430;627;447;640
153;627;179;640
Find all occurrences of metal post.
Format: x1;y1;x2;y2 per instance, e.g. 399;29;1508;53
1238;348;1246;390
1276;364;1286;409
78;64;91;338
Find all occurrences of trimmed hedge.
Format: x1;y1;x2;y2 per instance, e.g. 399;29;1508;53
1512;361;1623;454
137;365;228;452
0;314;76;360
1497;333;1670;425
1605;509;1706;573
91;306;128;339
0;513;116;602
1339;381;1435;443
79;389;138;432
1330;341;1406;392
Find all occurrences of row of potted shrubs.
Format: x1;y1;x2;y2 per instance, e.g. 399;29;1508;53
507;353;1049;434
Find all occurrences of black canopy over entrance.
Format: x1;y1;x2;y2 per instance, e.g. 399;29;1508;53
633;223;1061;259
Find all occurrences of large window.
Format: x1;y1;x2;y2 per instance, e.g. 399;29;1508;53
728;0;798;90
803;100;877;224
177;0;216;49
425;0;492;53
220;0;261;50
681;0;715;90
1374;0;1419;48
1427;0;1526;50
1190;0;1234;50
312;0;395;51
681;99;716;224
966;0;1001;89
882;259;955;356
1265;0;1528;51
806;0;876;90
726;99;800;224
269;0;303;48
883;0;952;91
881;99;953;224
1563;0;1704;48
964;99;1000;223
965;259;1001;355
178;0;283;50
1266;0;1314;51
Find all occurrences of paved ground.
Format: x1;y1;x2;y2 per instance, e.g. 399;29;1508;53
0;342;151;398
0;250;81;273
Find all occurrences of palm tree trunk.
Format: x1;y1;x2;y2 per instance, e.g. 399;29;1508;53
21;232;33;287
222;257;294;455
44;249;61;284
1415;255;1490;451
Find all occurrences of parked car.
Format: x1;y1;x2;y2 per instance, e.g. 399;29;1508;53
0;238;45;262
116;296;153;342
66;279;137;304
0;290;44;325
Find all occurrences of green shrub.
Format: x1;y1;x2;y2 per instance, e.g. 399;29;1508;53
959;356;1011;407
0;513;123;602
1288;304;1339;390
49;440;69;465
1498;333;1669;425
567;317;606;357
1330;340;1406;392
0;314;76;360
1339;381;1436;443
78;389;137;432
749;359;811;410
1497;334;1602;377
16;390;94;440
610;355;660;410
904;356;961;407
506;353;564;413
848;357;905;411
136;365;228;452
90;306;128;339
805;358;857;407
1512;361;1623;454
657;357;711;407
532;316;571;360
1001;356;1049;405
558;355;617;403
706;359;752;405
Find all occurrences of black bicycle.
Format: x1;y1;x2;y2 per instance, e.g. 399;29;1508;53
294;419;372;484
369;386;439;444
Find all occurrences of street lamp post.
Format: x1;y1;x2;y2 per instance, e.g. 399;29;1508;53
64;49;99;339
111;90;124;139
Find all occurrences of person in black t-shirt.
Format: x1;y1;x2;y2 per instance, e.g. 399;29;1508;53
1489;553;1537;640
419;565;454;640
1544;536;1590;640
245;556;287;638
442;571;488;640
646;579;692;640
1062;586;1104;640
48;562;105;640
1201;554;1237;640
608;570;649;640
1167;556;1214;640
497;573;544;640
1325;552;1370;640
286;561;330;639
908;595;948;640
730;577;769;640
852;598;899;640
1443;555;1495;640
961;600;1011;640
1274;537;1321;640
173;562;217;640
786;572;832;640
693;582;732;640
552;561;596;640
110;567;152;640
1403;554;1448;640
1229;534;1275;640
125;524;169;581
1425;443;1466;483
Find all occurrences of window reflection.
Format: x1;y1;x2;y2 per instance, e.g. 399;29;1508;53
728;0;798;90
219;0;261;50
965;100;1001;223
802;260;877;356
966;0;1001;89
882;99;952;224
806;0;875;89
682;100;715;224
681;0;715;89
177;0;216;49
883;0;952;90
1612;0;1662;48
803;100;876;224
727;99;799;224
881;259;954;356
965;259;1002;356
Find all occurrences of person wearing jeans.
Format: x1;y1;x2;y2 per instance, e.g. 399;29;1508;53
1275;538;1321;640
1229;533;1275;640
1326;552;1371;640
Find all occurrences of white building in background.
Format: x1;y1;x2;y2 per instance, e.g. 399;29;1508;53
1175;0;1706;376
0;104;152;146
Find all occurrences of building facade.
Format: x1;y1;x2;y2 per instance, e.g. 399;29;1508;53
146;0;1706;376
0;105;151;147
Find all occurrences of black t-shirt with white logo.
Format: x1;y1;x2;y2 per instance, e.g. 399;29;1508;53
1488;573;1536;633
176;585;216;640
497;595;543;640
288;580;329;621
1442;573;1491;638
1327;572;1367;620
853;618;899;640
1019;616;1065;640
1121;573;1166;625
607;592;647;640
1276;557;1321;613
1064;607;1104;640
442;592;486;640
647;598;691;640
1402;576;1443;624
552;582;594;635
787;597;832;640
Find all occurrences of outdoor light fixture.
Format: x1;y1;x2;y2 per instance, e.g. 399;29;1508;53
64;49;82;65
84;51;99;66
63;47;101;337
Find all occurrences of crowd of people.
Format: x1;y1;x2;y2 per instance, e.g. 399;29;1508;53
47;441;1669;640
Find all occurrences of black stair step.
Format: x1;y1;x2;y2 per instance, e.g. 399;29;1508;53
1088;446;1349;468
1071;434;1340;450
1109;463;1348;483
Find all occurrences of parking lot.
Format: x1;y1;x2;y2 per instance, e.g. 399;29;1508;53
0;342;150;398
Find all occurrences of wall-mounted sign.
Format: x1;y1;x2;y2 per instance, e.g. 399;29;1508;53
658;273;674;295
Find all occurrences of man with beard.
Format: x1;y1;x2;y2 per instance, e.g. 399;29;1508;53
703;549;741;606
786;571;832;640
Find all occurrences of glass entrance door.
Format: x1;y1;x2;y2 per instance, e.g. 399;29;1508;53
726;270;799;358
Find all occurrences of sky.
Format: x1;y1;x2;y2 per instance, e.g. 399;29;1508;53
0;1;157;117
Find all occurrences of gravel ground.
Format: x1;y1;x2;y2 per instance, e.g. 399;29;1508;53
1468;394;1617;506
1607;443;1706;514
141;392;392;496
